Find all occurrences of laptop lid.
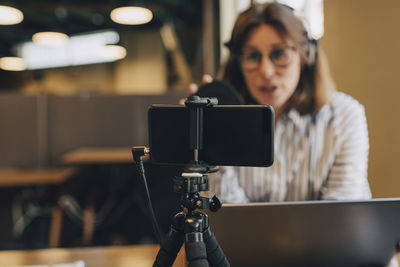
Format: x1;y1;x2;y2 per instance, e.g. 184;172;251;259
207;198;400;267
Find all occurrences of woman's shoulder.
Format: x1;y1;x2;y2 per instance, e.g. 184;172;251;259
285;92;366;128
331;91;364;109
328;91;365;117
323;91;367;130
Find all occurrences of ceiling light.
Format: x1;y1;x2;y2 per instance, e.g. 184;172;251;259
32;32;69;46
0;5;23;25
0;57;26;71
110;6;153;25
100;45;127;61
19;29;122;69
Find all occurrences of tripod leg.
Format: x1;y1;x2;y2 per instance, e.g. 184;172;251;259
185;231;209;267
153;213;185;267
203;228;230;267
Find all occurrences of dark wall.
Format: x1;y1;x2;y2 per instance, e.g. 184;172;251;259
0;93;184;168
0;95;42;167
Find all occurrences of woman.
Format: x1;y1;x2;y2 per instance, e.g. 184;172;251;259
198;2;372;203
187;4;400;265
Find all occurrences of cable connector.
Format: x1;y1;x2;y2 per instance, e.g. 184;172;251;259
131;146;162;243
132;146;150;163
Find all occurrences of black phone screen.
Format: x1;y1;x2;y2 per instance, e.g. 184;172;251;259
148;104;274;167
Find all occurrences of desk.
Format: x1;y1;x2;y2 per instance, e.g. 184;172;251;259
0;168;75;187
0;245;186;267
61;147;134;165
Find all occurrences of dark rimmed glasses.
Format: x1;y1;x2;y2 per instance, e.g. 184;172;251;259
240;45;296;71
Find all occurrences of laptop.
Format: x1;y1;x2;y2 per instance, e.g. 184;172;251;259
207;198;400;267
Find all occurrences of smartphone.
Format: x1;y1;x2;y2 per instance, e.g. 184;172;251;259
148;104;274;167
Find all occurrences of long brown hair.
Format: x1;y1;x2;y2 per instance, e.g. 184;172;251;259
222;3;335;115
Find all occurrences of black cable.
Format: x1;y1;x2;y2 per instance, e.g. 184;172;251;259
132;147;163;244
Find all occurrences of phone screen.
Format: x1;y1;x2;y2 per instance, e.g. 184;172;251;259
148;104;274;167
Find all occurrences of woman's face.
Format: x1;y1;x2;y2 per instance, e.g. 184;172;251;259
241;24;301;117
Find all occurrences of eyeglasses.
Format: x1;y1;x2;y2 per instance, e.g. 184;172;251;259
240;45;296;71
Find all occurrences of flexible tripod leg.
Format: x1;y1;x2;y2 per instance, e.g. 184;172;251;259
153;212;185;267
184;216;209;267
184;211;230;267
203;228;230;267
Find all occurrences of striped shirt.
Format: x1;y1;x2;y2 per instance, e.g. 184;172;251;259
209;91;372;203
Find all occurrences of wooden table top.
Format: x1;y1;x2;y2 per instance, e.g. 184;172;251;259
0;244;186;267
61;147;135;165
0;167;76;187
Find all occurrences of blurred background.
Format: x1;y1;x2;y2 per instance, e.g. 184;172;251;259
0;0;207;94
0;0;399;252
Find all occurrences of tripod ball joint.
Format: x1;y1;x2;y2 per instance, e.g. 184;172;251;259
183;196;212;210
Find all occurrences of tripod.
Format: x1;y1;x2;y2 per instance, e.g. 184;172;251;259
141;96;229;266
153;163;230;267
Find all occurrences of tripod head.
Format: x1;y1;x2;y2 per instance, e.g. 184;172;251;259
174;163;222;215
